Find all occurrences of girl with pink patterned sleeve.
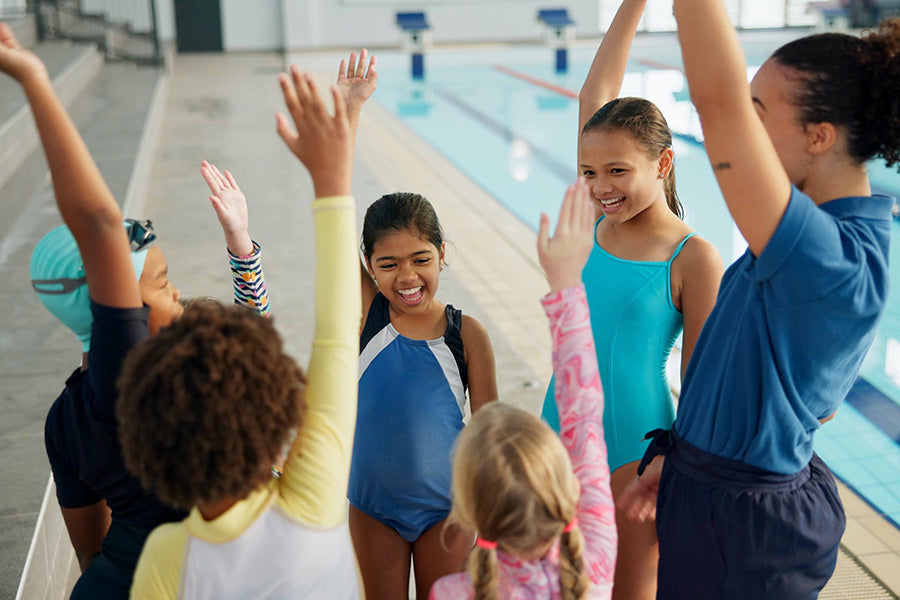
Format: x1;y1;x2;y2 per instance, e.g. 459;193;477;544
431;178;617;600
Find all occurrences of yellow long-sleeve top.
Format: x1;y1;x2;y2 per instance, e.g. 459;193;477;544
130;195;362;599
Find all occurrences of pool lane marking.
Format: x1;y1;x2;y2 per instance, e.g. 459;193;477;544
845;377;900;444
491;65;578;99
432;87;575;182
636;58;685;73
491;63;703;146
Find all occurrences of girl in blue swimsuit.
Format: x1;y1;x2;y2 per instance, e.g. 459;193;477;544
336;52;499;600
540;2;723;598
347;191;498;600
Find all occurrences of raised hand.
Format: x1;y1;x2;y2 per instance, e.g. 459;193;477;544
537;178;595;293
336;48;378;120
201;160;253;256
276;66;352;198
0;22;48;83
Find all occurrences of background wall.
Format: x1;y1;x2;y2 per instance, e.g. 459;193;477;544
280;0;600;50
222;1;284;51
151;0;816;51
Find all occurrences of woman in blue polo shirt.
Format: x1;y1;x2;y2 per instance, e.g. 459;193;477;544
620;6;900;600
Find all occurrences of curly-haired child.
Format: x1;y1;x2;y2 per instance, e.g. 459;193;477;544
0;23;267;599
431;179;617;600
120;68;363;599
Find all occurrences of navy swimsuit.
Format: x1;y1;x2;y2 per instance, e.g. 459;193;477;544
348;293;468;542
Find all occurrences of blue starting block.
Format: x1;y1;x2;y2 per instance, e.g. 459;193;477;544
396;11;431;80
537;8;575;73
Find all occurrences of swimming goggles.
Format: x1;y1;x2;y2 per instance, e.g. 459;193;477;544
125;218;157;252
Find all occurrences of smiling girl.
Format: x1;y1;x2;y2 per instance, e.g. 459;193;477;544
539;2;723;598
348;192;498;600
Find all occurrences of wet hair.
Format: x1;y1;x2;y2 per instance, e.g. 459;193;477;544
448;403;590;600
771;18;900;169
116;299;306;510
582;97;683;219
361;192;445;259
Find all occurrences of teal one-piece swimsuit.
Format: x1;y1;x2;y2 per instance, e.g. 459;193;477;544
541;220;695;472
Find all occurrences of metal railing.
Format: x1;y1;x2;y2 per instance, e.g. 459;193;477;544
33;0;162;65
0;0;28;16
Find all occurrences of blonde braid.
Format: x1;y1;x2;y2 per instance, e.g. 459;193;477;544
468;546;499;600
559;528;590;600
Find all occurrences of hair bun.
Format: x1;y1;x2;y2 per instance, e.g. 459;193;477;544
860;18;900;168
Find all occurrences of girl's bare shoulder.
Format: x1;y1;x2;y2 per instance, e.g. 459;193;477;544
671;233;723;283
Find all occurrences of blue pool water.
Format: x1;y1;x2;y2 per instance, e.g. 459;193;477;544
371;33;900;523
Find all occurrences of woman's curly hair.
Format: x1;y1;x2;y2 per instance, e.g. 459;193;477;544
772;18;900;169
117;299;306;510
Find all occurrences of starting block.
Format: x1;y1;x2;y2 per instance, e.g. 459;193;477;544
396;11;431;80
538;8;575;73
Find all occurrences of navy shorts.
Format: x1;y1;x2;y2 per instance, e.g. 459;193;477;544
640;430;845;600
70;562;130;600
70;521;152;600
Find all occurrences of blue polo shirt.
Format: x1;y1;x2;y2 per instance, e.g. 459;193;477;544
676;187;893;474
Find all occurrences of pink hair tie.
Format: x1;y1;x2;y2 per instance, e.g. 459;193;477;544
562;517;578;533
475;537;498;550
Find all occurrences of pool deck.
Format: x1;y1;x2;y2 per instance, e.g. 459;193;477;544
5;47;900;598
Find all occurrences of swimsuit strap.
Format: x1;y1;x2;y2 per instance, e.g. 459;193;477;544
359;293;391;353
443;304;468;389
667;233;697;265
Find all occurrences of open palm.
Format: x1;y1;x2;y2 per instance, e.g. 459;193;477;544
336;48;377;110
202;161;247;233
201;161;253;256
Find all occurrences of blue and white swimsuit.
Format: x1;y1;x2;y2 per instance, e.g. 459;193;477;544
348;293;468;542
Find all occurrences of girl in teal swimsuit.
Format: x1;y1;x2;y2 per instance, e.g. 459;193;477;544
539;1;723;598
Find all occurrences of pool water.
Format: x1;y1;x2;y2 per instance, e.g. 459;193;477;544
372;32;900;523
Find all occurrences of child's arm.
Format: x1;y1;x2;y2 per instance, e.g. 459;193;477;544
537;179;617;585
59;502;110;572
1;22;143;576
672;0;790;256
676;239;723;379
334;49;380;315
201;161;270;316
275;68;361;527
0;23;139;310
460;316;498;413
578;0;646;135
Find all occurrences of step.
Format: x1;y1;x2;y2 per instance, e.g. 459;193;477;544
0;59;167;600
0;40;104;190
3;15;38;49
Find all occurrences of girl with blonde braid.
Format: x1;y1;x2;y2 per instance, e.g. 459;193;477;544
431;179;617;600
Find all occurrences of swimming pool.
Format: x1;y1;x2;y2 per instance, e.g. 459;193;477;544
372;32;900;524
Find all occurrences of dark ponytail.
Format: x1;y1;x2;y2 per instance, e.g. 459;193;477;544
582;97;683;219
772;18;900;169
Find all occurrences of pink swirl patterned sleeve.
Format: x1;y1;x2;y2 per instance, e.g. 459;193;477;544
541;284;617;593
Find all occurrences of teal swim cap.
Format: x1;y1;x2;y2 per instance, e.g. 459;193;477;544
30;224;149;352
